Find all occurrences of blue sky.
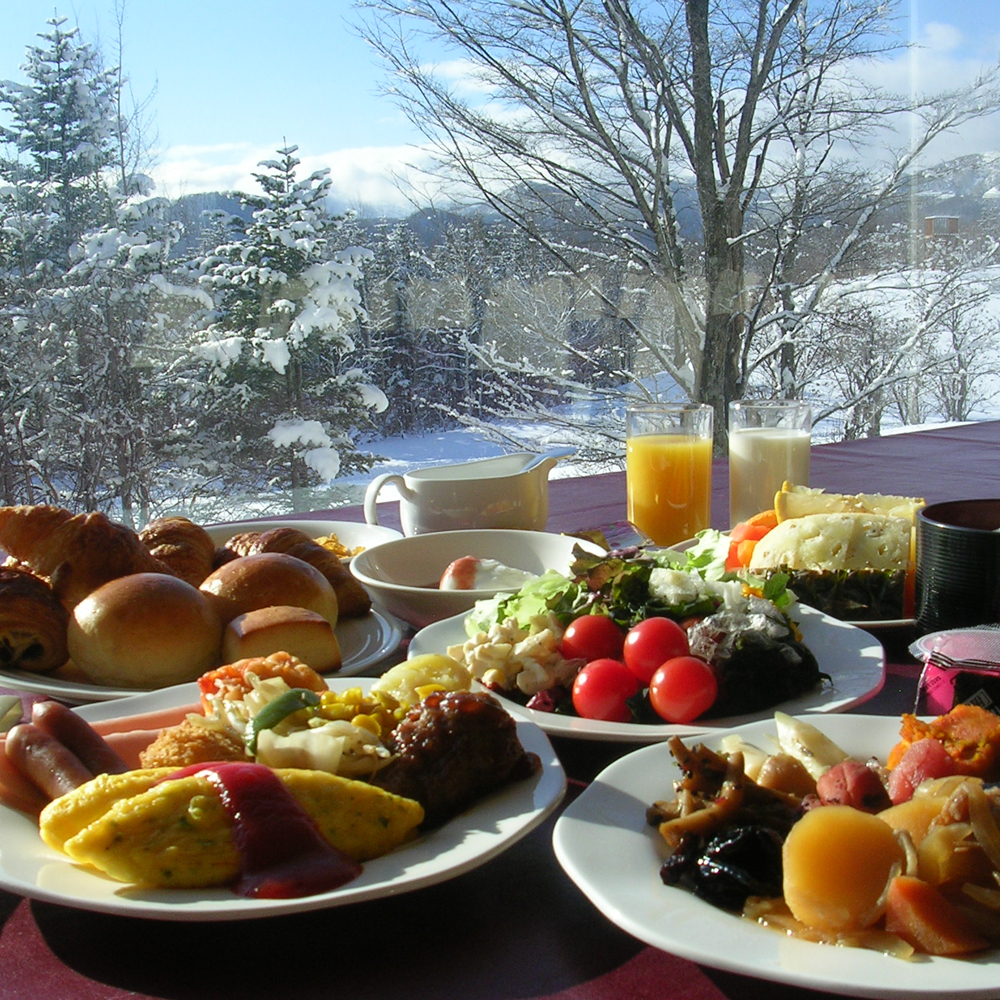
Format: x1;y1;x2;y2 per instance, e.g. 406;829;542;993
2;0;999;212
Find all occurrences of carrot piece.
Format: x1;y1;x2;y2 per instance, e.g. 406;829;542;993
736;538;757;567
724;541;742;572
884;875;990;956
745;509;779;529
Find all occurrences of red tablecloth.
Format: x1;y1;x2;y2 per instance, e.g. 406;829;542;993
2;421;998;1000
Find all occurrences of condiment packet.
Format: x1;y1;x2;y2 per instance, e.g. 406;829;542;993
910;627;1000;716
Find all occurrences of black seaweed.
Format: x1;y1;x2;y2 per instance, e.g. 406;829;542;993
659;825;785;911
786;568;905;621
706;629;826;718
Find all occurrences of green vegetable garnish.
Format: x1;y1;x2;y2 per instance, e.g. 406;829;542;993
465;538;794;635
246;688;321;754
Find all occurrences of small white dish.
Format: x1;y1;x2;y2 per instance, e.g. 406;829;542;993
350;529;606;629
0;678;566;920
553;714;1000;999
409;604;886;741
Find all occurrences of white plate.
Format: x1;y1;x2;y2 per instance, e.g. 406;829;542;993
204;518;402;557
553;714;1000;1000
0;609;404;704
0;678;565;921
409;604;885;741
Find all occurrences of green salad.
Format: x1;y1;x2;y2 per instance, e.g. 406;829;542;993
466;532;792;636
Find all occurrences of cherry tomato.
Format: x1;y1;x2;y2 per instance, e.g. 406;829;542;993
571;658;640;722
647;656;718;723
622;617;690;683
560;615;625;662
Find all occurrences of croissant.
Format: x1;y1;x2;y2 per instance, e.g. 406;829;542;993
222;527;371;618
0;505;175;608
0;567;70;673
139;516;216;587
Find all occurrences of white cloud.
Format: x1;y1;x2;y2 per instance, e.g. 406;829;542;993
148;141;442;214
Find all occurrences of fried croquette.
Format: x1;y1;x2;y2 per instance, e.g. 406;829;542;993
139;718;249;768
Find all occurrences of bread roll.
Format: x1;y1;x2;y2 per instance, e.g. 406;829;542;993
68;573;223;688
139;516;216;586
222;606;342;673
199;552;338;627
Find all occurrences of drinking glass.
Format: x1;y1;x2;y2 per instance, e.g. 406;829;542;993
626;403;713;546
728;400;812;526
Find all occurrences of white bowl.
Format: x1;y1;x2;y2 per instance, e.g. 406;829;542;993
349;529;607;629
205;518;403;559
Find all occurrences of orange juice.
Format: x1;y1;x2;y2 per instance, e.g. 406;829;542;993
626;434;713;545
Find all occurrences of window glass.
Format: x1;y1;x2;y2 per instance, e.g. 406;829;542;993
1;1;997;521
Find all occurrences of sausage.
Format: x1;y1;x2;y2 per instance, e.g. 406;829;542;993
30;700;128;776
4;723;93;799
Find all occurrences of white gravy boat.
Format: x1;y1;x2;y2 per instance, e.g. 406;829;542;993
363;449;573;535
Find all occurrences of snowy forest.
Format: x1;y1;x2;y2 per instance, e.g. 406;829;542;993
2;5;1000;524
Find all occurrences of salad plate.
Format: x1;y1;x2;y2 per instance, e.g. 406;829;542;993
408;603;885;741
552;714;1000;999
0;609;404;704
0;678;565;921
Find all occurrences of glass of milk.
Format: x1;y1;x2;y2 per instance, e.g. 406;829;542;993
728;400;812;526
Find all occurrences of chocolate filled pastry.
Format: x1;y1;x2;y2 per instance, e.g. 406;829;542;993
222;527;371;618
0;504;175;608
139;516;216;587
0;567;70;673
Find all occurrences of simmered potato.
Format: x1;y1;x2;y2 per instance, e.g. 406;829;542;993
782;805;905;931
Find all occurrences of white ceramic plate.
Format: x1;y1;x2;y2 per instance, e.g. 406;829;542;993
204;518;402;557
553;714;1000;1000
0;678;565;921
0;610;404;704
409;604;885;741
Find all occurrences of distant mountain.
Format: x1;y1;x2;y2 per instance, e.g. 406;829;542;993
168;192;254;255
163;150;1000;260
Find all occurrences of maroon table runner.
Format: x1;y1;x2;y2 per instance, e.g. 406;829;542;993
2;421;998;1000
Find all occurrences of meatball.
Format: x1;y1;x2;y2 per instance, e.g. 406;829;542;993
371;689;540;828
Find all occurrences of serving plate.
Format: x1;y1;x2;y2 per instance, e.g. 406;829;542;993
0;678;565;921
204;518;402;557
552;714;1000;1000
0;610;404;704
409;604;885;741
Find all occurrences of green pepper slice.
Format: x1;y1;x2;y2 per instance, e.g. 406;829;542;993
246;688;321;754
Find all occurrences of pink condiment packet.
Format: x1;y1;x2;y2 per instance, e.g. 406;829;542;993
910;627;1000;716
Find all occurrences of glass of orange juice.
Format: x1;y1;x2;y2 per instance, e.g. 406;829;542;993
626;403;713;546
